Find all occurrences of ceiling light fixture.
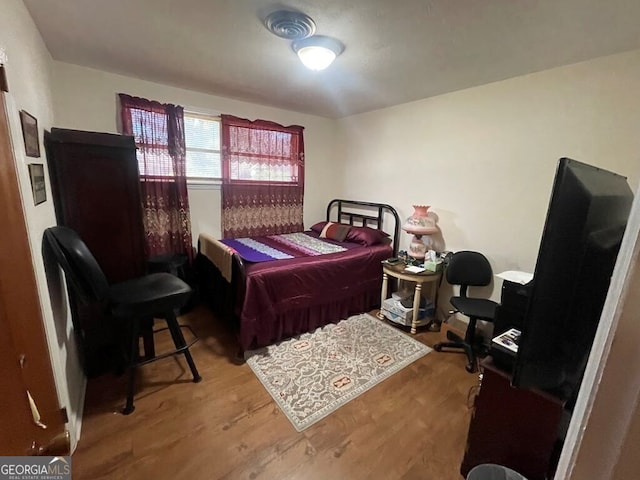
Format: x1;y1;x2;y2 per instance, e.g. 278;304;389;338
292;35;344;71
262;10;344;72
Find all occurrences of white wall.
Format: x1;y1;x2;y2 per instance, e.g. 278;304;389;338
50;62;340;242
0;0;85;451
337;49;640;303
334;49;640;478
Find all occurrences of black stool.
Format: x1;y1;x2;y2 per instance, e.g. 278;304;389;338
148;253;189;277
148;253;196;314
44;227;202;415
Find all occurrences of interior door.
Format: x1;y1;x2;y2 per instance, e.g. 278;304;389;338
0;90;68;454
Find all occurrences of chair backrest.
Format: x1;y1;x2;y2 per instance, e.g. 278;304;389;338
446;250;493;297
43;226;110;305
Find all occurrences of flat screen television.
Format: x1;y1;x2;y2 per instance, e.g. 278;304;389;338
511;158;634;400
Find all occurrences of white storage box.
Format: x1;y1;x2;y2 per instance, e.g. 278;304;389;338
381;297;434;327
391;289;413;301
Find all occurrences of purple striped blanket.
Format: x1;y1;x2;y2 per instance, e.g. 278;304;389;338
221;232;347;263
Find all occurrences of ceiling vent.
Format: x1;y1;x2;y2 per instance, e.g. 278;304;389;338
263;10;316;40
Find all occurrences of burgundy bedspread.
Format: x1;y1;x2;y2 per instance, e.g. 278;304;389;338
238;237;391;350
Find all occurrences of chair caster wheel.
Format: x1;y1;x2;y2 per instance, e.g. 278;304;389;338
122;405;135;415
434;343;443;352
465;363;476;373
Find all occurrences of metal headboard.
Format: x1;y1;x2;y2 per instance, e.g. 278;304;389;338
326;199;401;256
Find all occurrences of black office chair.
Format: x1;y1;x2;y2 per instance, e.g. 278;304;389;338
43;226;202;414
434;251;498;373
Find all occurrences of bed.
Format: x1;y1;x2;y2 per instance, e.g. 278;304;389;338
195;199;400;352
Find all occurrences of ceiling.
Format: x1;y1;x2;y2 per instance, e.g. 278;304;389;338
24;0;640;118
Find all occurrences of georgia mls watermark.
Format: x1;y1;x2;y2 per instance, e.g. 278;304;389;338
0;456;71;480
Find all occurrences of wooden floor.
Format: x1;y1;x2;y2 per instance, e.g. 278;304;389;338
72;305;479;480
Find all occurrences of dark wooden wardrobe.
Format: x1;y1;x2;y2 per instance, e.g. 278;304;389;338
45;128;146;376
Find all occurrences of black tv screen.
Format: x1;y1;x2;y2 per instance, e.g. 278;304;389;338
512;158;633;399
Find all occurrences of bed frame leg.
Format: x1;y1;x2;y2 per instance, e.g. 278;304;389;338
233;347;246;365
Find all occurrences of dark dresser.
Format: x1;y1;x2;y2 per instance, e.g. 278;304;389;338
45;128;146;376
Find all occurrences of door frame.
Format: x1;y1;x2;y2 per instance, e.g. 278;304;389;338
0;90;67;454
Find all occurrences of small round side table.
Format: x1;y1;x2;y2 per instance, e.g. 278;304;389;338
378;263;442;334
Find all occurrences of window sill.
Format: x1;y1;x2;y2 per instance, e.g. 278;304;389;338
187;180;221;190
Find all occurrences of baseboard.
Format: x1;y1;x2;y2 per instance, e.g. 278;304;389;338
441;319;466;339
441;311;468;333
441;313;495;345
70;375;87;453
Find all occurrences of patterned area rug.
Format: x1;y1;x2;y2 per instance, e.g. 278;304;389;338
245;313;432;431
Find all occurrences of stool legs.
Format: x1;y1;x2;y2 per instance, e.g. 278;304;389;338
165;313;202;383
122;319;140;415
121;314;202;415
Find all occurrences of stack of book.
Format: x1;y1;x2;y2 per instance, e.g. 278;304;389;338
490;327;521;370
491;328;521;354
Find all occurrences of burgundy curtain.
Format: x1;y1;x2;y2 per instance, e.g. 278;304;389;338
119;93;193;261
221;115;305;238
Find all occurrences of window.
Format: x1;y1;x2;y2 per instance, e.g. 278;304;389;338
129;107;175;178
225;124;301;184
184;112;221;181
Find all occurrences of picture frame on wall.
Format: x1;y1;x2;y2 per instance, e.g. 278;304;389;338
28;163;47;205
0;65;8;92
20;110;40;158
